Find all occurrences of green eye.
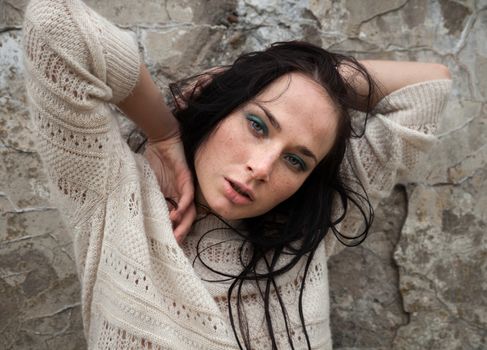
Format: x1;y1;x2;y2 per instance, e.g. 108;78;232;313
246;114;268;136
284;154;307;171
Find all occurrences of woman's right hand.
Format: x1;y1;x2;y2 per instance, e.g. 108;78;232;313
144;135;196;243
117;64;199;242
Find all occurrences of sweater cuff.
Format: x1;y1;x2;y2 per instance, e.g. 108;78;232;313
86;7;141;104
373;79;453;125
101;23;141;104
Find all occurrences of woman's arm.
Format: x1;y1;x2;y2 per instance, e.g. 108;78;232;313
326;62;452;256
116;64;179;142
116;65;196;241
341;60;452;110
340;59;452;192
23;0;140;224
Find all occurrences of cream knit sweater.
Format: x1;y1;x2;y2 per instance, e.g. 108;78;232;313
22;0;452;349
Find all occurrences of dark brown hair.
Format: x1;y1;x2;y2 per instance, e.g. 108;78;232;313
170;41;376;349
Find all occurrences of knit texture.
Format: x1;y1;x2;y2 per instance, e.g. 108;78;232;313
22;0;451;348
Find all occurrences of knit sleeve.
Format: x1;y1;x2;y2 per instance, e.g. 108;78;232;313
22;0;140;223
343;79;452;198
21;2;246;348
325;79;452;257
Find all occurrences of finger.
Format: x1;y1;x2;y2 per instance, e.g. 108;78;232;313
165;197;178;211
173;204;197;243
165;197;180;223
169;207;181;224
169;184;194;227
173;180;194;220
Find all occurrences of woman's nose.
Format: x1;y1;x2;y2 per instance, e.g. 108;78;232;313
246;148;280;182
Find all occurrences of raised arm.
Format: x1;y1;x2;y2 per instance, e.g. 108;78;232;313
116;64;179;142
340;59;452;189
326;60;452;256
116;65;196;241
23;0;141;225
340;60;451;110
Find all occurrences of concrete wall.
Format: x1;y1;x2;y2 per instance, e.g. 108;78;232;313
1;0;486;348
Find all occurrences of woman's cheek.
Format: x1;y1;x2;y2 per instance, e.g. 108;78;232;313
273;173;302;202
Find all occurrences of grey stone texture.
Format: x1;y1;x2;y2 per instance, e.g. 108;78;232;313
1;0;485;349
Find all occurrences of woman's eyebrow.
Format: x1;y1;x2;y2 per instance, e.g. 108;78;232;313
254;102;318;164
254;102;281;131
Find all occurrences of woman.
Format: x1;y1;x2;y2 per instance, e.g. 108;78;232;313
22;0;451;349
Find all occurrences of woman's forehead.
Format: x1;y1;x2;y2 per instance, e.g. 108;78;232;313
253;73;339;160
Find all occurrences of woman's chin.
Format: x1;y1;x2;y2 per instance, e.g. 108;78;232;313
206;202;241;220
201;199;251;221
196;187;262;221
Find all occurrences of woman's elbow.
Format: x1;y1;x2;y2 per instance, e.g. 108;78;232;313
434;63;452;80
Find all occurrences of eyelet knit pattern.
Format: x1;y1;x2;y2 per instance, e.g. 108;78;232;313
22;0;451;348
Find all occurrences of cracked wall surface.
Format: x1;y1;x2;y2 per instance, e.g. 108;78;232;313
1;0;486;349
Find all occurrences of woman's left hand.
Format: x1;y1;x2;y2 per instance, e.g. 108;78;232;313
144;135;196;243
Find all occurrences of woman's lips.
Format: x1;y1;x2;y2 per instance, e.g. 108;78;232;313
223;178;254;205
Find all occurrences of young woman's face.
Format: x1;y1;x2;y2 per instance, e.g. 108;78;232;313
194;73;339;220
